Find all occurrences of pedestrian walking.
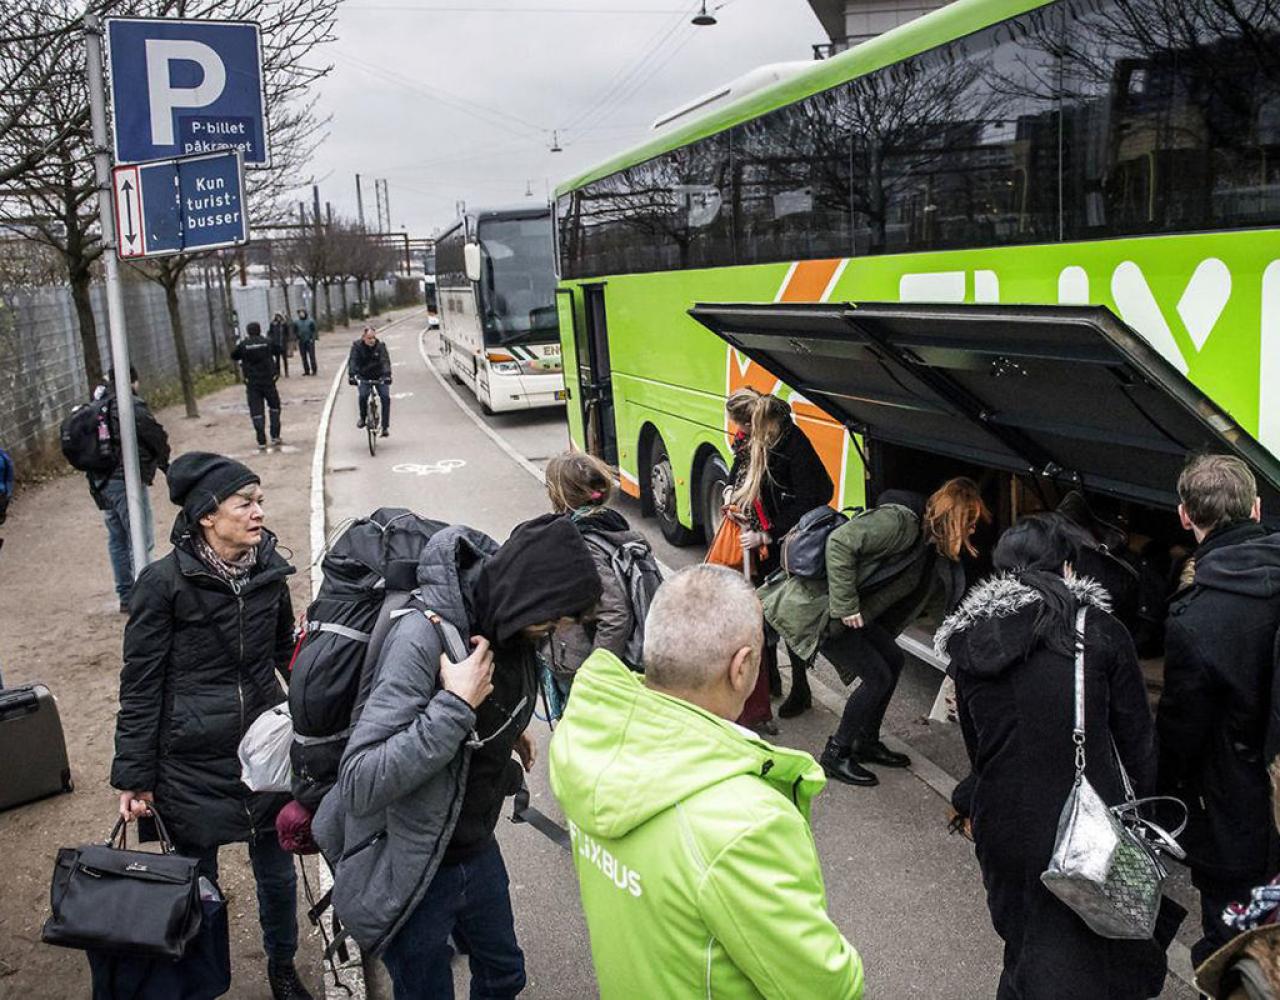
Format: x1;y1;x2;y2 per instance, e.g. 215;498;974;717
347;325;392;436
724;388;833;734
294;309;317;376
1157;454;1280;965
935;515;1169;1000
111;452;311;1000
268;312;291;378
761;478;988;786
314;514;603;1000
87;368;170;612
544;451;657;691
231;322;283;450
550;565;865;999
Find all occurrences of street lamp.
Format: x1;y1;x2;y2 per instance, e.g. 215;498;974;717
691;1;716;25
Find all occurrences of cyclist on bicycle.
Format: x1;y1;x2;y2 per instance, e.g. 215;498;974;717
347;325;393;437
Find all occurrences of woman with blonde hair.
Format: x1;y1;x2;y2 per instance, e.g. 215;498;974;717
724;387;834;732
762;477;990;785
544;451;654;688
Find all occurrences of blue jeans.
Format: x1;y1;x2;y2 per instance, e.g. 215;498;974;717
100;476;154;602
357;381;391;431
382;839;526;1000
181;830;299;963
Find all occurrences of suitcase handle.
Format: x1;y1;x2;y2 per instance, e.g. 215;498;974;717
0;688;39;722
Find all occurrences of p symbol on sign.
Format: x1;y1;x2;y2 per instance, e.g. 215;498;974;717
145;40;226;146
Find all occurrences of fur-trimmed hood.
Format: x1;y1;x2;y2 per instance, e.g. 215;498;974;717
934;572;1113;676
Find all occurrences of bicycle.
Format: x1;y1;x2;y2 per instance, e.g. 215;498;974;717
354;377;389;456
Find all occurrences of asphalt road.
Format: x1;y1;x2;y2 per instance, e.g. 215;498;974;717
320;320;1197;1000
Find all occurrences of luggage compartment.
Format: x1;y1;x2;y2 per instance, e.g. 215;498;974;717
689;300;1280;710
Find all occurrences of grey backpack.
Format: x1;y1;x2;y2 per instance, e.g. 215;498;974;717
581;533;663;670
781;505;857;579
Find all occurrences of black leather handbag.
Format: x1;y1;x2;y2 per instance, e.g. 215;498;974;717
42;809;203;960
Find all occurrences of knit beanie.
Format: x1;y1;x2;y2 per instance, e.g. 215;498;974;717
168;451;260;521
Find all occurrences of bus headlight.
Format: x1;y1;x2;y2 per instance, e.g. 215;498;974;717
491;361;522;375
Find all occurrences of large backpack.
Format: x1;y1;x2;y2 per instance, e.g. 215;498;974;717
288;508;446;809
60;397;116;475
580;531;663;670
0;447;13;525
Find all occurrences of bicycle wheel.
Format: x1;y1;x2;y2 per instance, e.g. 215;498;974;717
367;397;378;456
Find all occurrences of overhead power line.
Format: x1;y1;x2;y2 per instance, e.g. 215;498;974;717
332;51;551;139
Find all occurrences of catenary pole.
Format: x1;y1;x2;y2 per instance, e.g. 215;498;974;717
85;14;149;580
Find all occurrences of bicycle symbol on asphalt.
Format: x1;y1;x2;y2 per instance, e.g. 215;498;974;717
391;459;468;476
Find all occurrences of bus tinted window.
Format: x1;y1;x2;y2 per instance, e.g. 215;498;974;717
733;90;853;264
435;224;467;288
1061;0;1280;239
851;8;1061;255
478;215;558;345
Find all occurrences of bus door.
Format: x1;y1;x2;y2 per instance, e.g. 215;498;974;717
572;283;618;464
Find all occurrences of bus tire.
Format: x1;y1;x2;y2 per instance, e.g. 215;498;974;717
697;453;731;547
649;436;698;547
481;401;495;417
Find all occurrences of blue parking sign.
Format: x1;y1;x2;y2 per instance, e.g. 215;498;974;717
106;18;269;166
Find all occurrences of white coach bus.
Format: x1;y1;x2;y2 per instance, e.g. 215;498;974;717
434;205;565;414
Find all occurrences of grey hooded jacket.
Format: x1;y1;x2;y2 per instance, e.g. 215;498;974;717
313;524;499;955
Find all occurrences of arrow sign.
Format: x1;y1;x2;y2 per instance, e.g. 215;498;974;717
111;165;144;258
111;150;248;259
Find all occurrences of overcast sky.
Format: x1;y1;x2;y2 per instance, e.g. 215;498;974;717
294;0;825;237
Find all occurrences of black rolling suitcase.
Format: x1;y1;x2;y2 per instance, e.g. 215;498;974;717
0;684;73;810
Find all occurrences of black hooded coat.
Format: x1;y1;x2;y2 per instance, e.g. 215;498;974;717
1158;521;1280;882
935;573;1166;1000
111;519;296;849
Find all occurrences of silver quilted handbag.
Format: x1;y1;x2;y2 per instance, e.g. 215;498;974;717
1041;607;1187;940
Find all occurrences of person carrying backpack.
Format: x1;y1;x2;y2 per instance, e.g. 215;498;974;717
761;479;989;786
66;368;170;612
231;322;283;451
544;451;661;694
313;513;603;999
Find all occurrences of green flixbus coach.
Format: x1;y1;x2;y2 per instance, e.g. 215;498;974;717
552;0;1280;678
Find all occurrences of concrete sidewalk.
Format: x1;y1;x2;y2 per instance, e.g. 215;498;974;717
0;306;423;999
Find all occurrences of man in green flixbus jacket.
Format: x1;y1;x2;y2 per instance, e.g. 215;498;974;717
549;565;864;1000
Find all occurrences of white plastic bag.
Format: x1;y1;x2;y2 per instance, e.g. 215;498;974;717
238;703;293;792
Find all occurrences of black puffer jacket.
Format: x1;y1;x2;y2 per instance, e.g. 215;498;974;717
1158;521;1280;881
111;522;296;849
937;573;1166;1000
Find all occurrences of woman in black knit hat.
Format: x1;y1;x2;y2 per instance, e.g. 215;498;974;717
110;451;312;1000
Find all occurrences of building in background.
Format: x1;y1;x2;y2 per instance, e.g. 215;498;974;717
806;0;951;56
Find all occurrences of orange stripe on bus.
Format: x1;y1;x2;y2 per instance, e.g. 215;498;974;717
779;259;842;303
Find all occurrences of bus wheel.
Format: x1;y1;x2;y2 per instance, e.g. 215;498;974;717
697;454;730;547
649;437;697;547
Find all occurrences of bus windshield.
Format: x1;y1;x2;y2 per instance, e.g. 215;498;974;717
477;215;557;346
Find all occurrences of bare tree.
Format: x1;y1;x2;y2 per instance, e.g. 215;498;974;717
1;0;338;416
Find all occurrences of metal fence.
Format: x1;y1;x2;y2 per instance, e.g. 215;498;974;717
0;274;403;472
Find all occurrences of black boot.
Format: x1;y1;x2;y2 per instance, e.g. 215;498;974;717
267;959;314;1000
767;653;782;699
778;663;812;719
851;738;911;769
819;738;878;787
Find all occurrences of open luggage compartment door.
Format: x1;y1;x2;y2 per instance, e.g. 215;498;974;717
689;301;1280;513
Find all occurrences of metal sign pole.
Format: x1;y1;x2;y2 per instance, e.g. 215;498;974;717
86;14;150;580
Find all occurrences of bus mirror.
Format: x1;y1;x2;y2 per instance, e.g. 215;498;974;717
464;242;483;283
